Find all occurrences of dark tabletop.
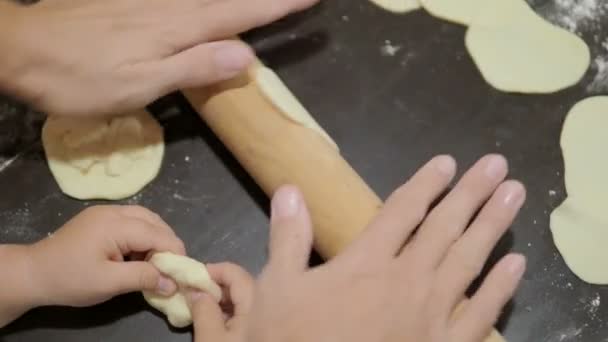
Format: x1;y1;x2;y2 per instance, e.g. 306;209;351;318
1;1;607;341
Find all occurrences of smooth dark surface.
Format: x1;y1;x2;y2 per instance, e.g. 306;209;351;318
1;1;607;341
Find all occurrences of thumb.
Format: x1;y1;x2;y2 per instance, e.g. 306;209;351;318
156;40;254;92
268;185;314;273
108;261;177;296
188;292;226;342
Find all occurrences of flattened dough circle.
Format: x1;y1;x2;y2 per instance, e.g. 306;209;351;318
143;253;222;328
464;0;590;93
42;110;164;200
551;96;608;284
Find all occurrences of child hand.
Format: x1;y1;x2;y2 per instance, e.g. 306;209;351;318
26;205;185;308
188;262;255;342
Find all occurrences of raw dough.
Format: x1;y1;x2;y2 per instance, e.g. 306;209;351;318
369;0;421;13
551;96;608;284
253;66;339;150
420;0;481;25
464;0;590;93
42;110;164;200
143;252;222;328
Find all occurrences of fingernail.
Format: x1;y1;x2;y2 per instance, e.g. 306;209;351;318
502;182;526;207
271;186;301;220
484;155;507;179
214;43;253;76
506;254;526;277
157;276;176;296
434;155;456;175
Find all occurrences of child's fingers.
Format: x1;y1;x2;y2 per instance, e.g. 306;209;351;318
104;261;176;295
206;262;254;325
119;206;182;242
434;181;525;316
115;218;185;256
449;254;526;342
189;292;227;342
268;186;314;274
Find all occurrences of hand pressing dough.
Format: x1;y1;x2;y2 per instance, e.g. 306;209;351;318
551;96;608;284
143;253;222;328
369;0;420;14
464;0;590;93
252;66;339;150
420;0;481;25
42;110;164;200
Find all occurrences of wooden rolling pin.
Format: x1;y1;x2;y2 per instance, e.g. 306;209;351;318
182;62;506;342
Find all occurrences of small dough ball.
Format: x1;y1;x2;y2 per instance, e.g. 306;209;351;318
551;96;608;284
464;0;590;93
369;0;421;13
143;253;222;328
42;110;164;200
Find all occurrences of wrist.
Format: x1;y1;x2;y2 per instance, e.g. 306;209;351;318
0;244;43;327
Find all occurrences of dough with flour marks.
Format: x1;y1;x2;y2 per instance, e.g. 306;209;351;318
551;96;608;284
42;110;164;200
143;253;222;328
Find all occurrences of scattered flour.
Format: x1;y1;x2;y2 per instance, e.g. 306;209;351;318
0;207;42;243
380;40;402;57
585;293;601;318
587;38;608;93
542;0;608;33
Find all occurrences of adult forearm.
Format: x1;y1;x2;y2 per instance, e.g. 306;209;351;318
0;244;40;328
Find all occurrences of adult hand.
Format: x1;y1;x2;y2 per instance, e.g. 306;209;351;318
0;0;318;116
25;205;185;308
245;155;526;342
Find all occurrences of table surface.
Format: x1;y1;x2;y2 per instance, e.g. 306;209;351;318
1;1;607;341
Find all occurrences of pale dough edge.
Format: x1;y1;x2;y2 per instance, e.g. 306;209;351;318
142;253;221;328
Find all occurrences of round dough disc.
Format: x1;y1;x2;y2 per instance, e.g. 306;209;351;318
464;0;589;93
42;110;164;200
143;253;222;328
551;96;608;284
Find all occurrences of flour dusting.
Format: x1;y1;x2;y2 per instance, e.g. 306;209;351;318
587;38;608;93
542;0;608;33
0;207;42;243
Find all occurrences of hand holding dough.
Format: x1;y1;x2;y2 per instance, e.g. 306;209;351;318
143;252;222;328
551;97;608;284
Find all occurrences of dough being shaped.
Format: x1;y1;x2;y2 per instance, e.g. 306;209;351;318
551;96;608;284
420;0;481;25
252;66;339;151
42;110;164;200
143;253;222;328
464;0;590;93
369;0;420;14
